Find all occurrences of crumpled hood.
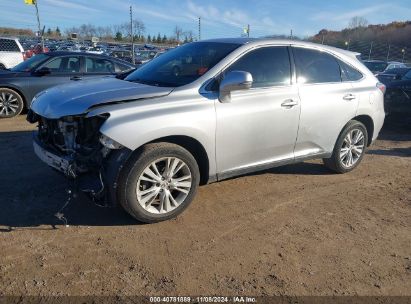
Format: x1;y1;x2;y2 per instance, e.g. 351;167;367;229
31;77;174;119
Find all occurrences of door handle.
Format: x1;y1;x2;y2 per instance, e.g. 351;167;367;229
343;93;356;101
281;99;299;108
70;76;82;81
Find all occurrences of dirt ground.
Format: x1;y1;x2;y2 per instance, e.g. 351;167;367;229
0;115;410;298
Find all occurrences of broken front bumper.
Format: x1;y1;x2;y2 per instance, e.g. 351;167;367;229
33;134;72;176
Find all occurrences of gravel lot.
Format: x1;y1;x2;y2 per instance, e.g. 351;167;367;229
0;115;410;297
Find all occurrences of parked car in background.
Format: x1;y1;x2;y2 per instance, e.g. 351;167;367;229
25;44;49;59
363;59;407;75
28;39;385;223
109;49;134;63
377;67;411;115
135;50;157;64
0;37;25;70
0;51;135;118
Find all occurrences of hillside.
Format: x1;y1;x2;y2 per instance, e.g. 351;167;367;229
309;21;411;61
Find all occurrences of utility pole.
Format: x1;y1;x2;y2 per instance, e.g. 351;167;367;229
130;6;135;64
368;41;373;60
247;24;250;38
290;29;293;40
321;35;325;44
198;17;201;41
386;44;391;61
33;0;44;51
402;48;406;63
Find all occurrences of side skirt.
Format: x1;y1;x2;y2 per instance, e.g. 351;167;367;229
216;152;331;182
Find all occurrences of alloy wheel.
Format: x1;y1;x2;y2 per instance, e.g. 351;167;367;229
136;157;192;214
340;128;365;168
0;91;20;117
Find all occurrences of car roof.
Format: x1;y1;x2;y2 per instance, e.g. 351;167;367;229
380;67;411;75
363;60;386;63
44;51;135;66
200;38;360;59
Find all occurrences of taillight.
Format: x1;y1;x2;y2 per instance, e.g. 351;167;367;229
376;82;386;94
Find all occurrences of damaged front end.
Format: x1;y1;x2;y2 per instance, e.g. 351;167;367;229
27;110;129;205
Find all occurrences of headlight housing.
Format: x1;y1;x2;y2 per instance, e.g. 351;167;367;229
99;134;123;149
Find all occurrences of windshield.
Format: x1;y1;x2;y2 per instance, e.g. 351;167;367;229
364;61;388;73
125;42;241;87
11;53;49;72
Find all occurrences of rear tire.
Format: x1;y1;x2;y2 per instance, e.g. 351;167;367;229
0;88;24;118
323;120;368;173
117;143;200;223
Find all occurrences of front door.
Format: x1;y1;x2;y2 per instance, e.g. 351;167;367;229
215;46;300;176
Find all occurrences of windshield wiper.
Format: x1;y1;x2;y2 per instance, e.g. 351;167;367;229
130;78;175;87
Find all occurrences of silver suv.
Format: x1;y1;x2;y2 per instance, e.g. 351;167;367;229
28;39;385;223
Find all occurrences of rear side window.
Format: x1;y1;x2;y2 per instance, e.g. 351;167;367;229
293;47;341;84
338;60;363;81
0;39;20;52
86;57;115;73
225;46;291;88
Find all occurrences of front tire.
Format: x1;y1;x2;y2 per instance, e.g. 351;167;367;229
117;143;200;223
323;120;368;173
0;88;24;118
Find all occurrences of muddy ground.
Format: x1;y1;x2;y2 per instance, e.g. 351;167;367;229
0;115;410;298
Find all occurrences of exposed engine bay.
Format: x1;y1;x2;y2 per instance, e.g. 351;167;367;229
27;110;128;205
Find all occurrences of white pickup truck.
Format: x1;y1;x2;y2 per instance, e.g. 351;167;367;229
0;37;25;69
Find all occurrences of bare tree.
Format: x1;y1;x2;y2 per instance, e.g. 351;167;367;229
348;16;369;29
133;19;146;38
173;26;183;43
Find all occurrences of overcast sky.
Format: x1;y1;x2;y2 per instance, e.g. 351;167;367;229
1;0;411;38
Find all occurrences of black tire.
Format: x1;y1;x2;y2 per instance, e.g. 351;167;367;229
323;120;368;174
117;142;200;223
0;88;24;118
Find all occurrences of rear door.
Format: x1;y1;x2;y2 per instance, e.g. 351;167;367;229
292;46;359;158
27;55;82;101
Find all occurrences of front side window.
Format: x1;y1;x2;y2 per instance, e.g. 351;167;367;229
224;46;291;88
293;47;341;84
42;56;80;73
125;42;241;87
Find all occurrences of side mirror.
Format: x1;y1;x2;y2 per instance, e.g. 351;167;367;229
219;71;253;103
394;74;402;80
35;67;51;76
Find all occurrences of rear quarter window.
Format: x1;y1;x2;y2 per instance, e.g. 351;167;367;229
338;60;363;81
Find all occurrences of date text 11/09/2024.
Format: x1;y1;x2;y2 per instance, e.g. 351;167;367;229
149;296;257;303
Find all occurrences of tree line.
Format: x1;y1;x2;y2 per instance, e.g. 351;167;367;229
62;21;194;44
311;18;411;48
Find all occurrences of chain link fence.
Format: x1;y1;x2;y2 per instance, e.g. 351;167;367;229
308;37;410;63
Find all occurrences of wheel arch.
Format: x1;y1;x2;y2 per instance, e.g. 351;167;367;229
147;135;211;185
352;115;374;146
